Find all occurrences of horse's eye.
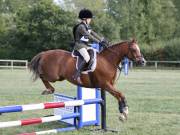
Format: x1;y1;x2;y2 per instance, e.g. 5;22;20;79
133;48;137;52
130;48;136;52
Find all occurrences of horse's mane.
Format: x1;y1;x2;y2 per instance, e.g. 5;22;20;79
100;40;129;54
108;40;129;48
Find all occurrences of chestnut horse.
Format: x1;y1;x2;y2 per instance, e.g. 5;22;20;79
29;39;145;121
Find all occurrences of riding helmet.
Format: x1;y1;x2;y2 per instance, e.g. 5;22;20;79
78;9;93;19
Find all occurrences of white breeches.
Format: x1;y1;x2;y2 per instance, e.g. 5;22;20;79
78;48;90;63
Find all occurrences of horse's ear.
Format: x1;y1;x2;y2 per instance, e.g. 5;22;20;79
132;38;137;43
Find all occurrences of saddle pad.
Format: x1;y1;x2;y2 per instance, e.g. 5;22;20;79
72;48;97;74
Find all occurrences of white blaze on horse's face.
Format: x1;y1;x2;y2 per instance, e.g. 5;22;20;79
133;43;141;59
130;43;141;59
134;43;140;53
130;42;146;66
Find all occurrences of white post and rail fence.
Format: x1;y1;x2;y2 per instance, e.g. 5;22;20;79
0;59;28;70
129;60;180;70
0;59;179;70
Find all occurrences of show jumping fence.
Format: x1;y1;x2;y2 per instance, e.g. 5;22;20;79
0;97;105;134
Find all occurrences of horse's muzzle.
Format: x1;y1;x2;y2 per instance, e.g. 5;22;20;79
140;57;146;66
136;57;146;66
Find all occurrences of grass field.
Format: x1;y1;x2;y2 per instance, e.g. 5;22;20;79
0;69;180;135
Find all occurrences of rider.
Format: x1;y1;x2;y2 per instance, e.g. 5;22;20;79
73;8;108;83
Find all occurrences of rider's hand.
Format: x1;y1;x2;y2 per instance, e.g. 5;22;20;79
99;38;109;47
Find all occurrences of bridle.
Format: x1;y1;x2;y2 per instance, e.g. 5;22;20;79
104;41;143;62
126;42;144;62
103;41;143;71
101;41;144;83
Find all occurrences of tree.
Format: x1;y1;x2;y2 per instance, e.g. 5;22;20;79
0;0;39;58
107;0;177;44
62;0;106;12
173;0;180;37
8;0;76;60
92;13;120;41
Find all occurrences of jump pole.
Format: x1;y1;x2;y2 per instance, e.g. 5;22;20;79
0;99;103;134
0;99;102;114
0;113;80;128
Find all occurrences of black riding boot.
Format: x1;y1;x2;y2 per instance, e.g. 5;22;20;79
87;50;94;70
73;60;86;83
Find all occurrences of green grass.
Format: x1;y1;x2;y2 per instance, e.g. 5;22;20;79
0;69;180;135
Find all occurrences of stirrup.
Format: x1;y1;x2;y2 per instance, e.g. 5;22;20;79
77;77;82;84
73;71;80;80
73;74;82;84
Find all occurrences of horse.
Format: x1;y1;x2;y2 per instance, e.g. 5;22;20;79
29;39;146;121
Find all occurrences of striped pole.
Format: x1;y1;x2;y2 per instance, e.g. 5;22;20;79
0;99;102;114
0;113;80;128
17;127;76;135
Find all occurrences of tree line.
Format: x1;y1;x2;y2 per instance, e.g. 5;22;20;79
0;0;180;60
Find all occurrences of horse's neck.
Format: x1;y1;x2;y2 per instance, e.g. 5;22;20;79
100;43;128;67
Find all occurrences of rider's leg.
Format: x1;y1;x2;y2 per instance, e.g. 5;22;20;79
78;48;90;63
73;48;90;82
87;49;94;69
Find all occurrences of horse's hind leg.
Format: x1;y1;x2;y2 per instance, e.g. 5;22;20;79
104;82;128;121
41;79;55;95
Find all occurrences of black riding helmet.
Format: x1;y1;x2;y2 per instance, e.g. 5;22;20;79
78;9;93;19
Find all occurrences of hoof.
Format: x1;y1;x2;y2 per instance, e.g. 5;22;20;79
119;106;128;122
119;113;126;122
41;89;54;95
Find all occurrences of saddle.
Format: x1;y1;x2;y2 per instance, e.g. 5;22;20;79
72;48;97;74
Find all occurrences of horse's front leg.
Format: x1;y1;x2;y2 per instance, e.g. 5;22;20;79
104;82;128;121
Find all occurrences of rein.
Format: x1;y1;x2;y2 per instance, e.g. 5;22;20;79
126;42;144;62
103;41;143;72
103;42;127;72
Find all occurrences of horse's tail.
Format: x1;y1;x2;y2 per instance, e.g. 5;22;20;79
28;53;42;81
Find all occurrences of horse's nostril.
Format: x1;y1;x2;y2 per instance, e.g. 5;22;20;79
141;59;146;66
